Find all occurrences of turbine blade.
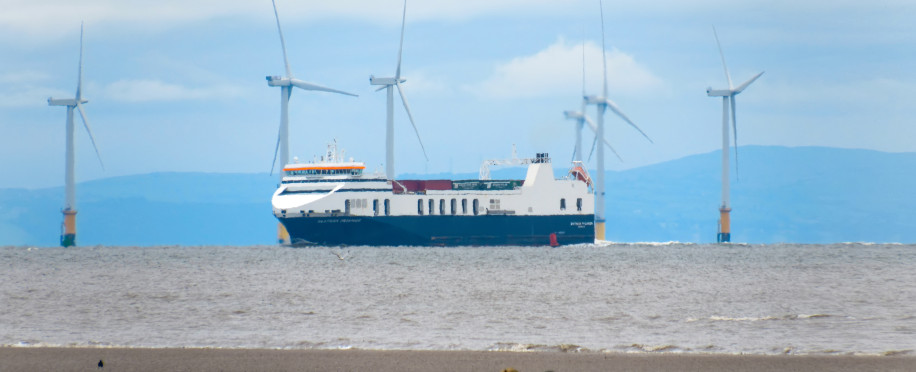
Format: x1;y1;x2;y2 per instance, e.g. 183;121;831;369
712;26;733;89
599;0;608;98
730;95;739;181
605;99;653;144
583;116;623;162
75;102;104;170
395;0;408;79
605;140;623;162
580;36;587;114
581;35;586;98
583;115;598;132
270;126;282;175
290;79;358;97
76;22;84;99
272;0;292;78
395;82;428;161
734;71;764;94
587;134;598;162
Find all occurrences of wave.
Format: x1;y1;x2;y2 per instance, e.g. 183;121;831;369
686;314;834;323
617;343;686;353
487;343;589;353
7;340;911;357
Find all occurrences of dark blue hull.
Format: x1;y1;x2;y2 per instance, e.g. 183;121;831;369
279;214;595;246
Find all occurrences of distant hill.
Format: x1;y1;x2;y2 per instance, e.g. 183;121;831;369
604;146;916;243
1;146;913;246
0;173;279;247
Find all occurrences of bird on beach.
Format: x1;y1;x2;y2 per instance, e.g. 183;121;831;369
329;249;351;261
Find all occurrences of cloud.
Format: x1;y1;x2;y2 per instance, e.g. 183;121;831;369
100;79;243;103
4;0;913;47
468;38;664;100
0;71;71;108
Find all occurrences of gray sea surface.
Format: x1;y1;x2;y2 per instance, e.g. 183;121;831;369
2;243;914;355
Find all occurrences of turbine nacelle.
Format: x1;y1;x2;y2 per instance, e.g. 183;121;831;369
564;110;584;120
369;76;406;86
707;72;763;97
266;75;290;87
584;95;606;106
48;98;88;107
706;88;732;97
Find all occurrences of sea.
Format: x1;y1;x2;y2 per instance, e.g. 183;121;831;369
2;243;914;356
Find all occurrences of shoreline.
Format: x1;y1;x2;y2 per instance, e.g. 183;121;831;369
1;347;914;372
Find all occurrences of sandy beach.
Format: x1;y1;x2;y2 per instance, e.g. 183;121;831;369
1;347;913;372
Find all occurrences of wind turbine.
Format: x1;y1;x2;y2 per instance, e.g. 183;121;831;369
47;23;104;248
369;0;428;180
584;0;653;241
563;40;623;164
564;40;621;170
564;40;590;163
266;0;357;244
706;27;764;243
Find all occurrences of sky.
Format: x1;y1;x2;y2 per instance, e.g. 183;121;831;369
1;0;914;189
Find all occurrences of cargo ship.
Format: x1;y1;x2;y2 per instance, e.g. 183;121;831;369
271;142;596;246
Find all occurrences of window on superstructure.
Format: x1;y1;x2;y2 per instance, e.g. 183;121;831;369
560;198;566;211
450;199;457;215
473;199;479;215
384;199;390;216
345;199;351;214
429;199;435;215
373;199;379;216
418;199;424;215
439;199;445;215
462;199;467;215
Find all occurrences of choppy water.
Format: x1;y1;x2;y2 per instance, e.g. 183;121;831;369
1;243;914;355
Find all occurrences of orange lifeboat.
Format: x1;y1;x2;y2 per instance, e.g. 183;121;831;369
568;164;592;187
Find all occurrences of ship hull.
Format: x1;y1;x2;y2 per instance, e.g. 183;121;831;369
279;214;595;247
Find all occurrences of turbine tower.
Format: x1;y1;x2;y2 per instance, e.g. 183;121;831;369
369;0;428;180
584;0;652;241
706;27;764;243
266;0;357;244
47;23;104;247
